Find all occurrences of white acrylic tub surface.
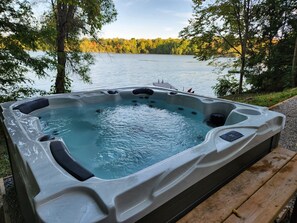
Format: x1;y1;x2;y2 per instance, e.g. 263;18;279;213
0;87;285;223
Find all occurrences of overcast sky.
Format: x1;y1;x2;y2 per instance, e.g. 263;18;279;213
100;0;193;39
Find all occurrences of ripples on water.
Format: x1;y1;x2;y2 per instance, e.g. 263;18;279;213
27;53;230;97
39;99;212;179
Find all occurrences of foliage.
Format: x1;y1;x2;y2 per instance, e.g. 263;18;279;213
246;38;294;92
0;0;49;101
213;73;241;97
79;38;195;55
182;0;297;96
246;0;297;92
181;0;259;94
40;0;117;93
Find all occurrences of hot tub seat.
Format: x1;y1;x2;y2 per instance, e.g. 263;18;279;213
50;141;94;181
13;98;49;114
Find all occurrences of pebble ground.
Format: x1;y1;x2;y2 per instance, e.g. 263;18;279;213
270;95;297;152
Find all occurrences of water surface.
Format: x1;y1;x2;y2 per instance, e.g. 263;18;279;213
39;99;212;179
28;53;223;97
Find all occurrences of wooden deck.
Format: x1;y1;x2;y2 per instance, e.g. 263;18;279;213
178;147;297;223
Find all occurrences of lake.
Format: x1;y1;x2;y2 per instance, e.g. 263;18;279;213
28;53;222;97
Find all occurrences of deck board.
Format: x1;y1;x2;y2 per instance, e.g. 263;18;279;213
224;154;297;223
178;147;296;223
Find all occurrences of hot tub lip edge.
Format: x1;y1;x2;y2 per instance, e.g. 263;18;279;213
0;86;286;223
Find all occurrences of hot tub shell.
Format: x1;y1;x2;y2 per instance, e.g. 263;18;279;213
0;87;285;222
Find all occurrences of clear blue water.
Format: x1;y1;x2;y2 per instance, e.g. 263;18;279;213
39;99;212;179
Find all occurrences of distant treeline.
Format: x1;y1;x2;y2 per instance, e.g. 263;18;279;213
79;38;196;55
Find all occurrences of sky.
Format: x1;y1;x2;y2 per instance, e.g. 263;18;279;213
100;0;193;39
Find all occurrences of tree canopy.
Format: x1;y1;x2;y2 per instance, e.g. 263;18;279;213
0;0;49;101
1;0;297;99
79;38;195;55
181;0;297;96
40;0;117;93
247;0;297;92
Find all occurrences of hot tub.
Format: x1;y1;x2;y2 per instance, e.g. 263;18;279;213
0;87;285;222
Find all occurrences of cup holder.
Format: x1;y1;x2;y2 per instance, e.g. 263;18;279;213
237;109;261;115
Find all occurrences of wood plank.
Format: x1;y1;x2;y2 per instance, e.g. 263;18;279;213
224;153;297;223
178;147;295;223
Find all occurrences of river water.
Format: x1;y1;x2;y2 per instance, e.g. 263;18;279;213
29;53;222;97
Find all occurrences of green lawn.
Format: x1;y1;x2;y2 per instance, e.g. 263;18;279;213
222;87;297;107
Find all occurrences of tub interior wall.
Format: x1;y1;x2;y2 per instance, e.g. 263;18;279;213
48;92;238;128
151;94;237;122
123;92;237;125
224;111;248;125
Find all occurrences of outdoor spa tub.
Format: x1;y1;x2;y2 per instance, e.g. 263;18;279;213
0;87;285;223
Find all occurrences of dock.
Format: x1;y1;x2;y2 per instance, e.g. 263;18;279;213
153;80;177;90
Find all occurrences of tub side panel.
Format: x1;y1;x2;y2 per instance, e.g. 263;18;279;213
138;134;277;223
0;118;38;222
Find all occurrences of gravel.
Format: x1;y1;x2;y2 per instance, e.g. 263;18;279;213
270;95;297;152
270;96;297;222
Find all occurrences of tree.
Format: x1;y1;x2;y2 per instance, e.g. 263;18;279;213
42;0;117;93
246;0;297;92
182;0;297;95
68;38;194;55
181;0;260;94
0;0;49;101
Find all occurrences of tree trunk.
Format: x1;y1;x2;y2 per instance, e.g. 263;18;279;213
238;0;250;94
292;36;297;87
54;2;67;93
239;55;245;94
55;52;66;93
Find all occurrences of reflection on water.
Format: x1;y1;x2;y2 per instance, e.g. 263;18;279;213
27;53;230;97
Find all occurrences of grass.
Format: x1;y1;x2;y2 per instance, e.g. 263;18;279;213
0;87;297;178
222;87;297;107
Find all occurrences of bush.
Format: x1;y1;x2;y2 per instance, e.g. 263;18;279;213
212;73;240;97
